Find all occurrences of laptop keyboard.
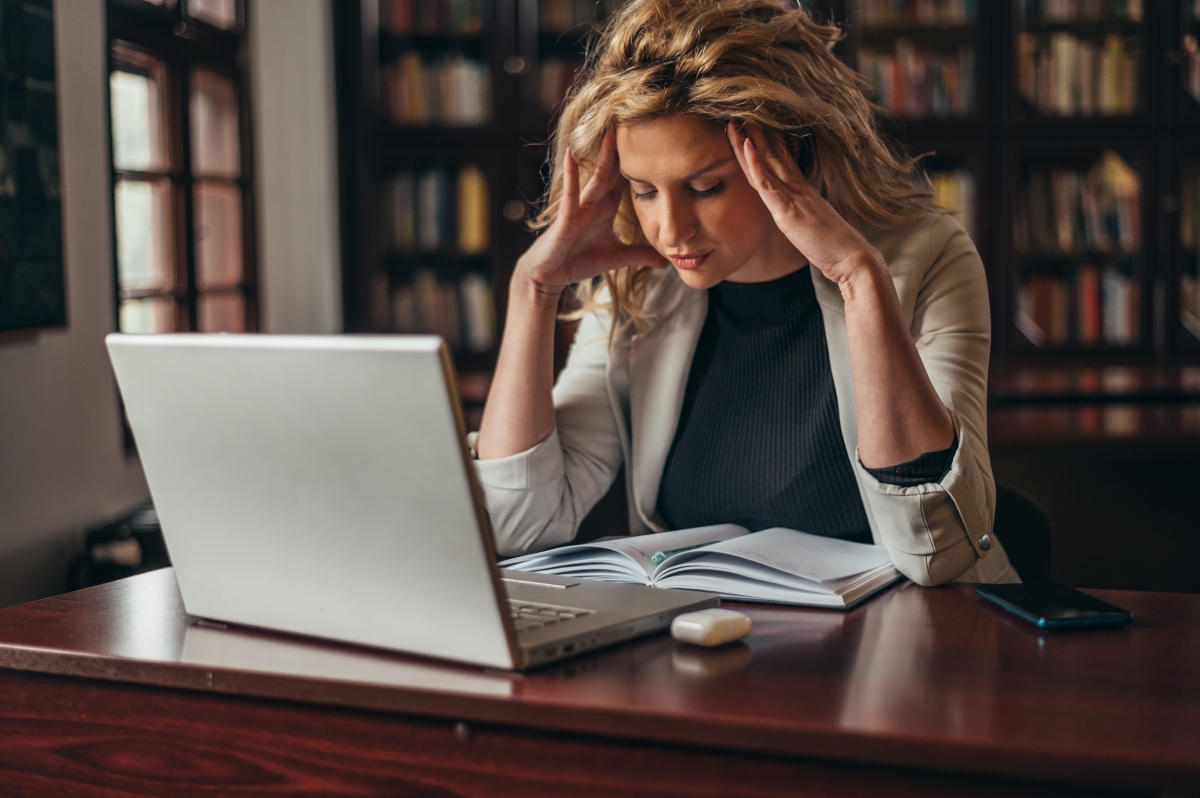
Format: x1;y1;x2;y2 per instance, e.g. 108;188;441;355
508;599;593;632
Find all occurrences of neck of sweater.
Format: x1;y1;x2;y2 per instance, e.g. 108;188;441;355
709;265;812;327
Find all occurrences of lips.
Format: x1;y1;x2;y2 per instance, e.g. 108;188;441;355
667;251;711;270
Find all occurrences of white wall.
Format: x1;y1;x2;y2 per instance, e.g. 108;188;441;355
0;0;342;607
251;0;343;334
0;0;150;607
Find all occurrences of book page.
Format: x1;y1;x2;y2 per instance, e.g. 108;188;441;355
655;527;893;584
499;545;647;583
497;523;745;583
585;524;747;575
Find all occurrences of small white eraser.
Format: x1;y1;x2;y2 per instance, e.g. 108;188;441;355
670;608;751;647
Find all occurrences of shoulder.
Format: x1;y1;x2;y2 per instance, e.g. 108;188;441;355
867;213;975;274
866;212;982;296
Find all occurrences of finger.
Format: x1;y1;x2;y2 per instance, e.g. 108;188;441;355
562;146;580;220
580;129;618;207
596;244;671;271
739;134;776;194
591;184;623;219
631;246;672;268
748;128;809;193
726;122;750;176
604;127;624;191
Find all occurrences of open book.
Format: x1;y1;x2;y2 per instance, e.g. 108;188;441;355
499;524;902;609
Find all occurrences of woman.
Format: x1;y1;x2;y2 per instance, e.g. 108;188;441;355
469;0;1017;586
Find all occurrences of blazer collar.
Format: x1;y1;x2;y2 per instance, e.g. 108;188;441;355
623;283;706;531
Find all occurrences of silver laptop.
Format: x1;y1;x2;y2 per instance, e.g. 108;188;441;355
105;333;716;670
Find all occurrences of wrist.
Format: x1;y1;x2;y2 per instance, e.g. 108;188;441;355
836;251;888;305
510;264;566;311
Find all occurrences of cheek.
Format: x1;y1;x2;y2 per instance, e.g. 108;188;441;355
631;202;659;244
699;192;764;245
720;188;774;241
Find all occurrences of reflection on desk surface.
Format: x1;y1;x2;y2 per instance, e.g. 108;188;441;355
181;623;514;698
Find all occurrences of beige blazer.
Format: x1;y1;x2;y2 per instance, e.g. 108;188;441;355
471;213;1018;586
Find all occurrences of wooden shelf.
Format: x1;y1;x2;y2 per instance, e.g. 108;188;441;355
1005;115;1156;139
990;365;1200;404
379;32;488;52
989;404;1200;447
857;23;976;44
384;252;491;275
1017;19;1142;37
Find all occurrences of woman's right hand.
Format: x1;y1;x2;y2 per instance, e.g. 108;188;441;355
515;129;668;296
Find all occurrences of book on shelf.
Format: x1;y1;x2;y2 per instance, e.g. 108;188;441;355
417;168;449;251
499;524;903;609
1013;151;1140;255
459;272;496;352
859;0;977;25
1019;0;1142;23
456;164;488;254
379;162;496;351
382;51;490;125
928;168;976;240
386;267;496;352
387;164;489;255
859;41;974;118
1077;262;1101;344
1016;31;1137;116
1016;262;1138;346
538;0;617;31
388;171;416;251
381;0;484;35
1186;22;1200;103
1182;160;1199;335
1183;265;1200;339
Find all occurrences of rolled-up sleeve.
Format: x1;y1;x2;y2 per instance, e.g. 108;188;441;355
855;215;1014;586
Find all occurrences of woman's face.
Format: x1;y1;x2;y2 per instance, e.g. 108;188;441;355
615;114;806;288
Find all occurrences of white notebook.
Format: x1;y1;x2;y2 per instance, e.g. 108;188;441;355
501;524;903;609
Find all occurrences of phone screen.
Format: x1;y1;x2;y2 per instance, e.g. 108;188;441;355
976;583;1133;629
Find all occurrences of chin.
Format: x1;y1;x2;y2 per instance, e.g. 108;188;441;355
673;267;722;290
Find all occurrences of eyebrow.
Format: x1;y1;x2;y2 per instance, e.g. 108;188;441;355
620;156;733;185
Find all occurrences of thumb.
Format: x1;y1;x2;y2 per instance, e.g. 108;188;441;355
626;245;671;268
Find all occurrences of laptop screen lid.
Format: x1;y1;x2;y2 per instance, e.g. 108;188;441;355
105;333;521;669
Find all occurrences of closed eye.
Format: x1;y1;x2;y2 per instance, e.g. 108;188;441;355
630;182;725;201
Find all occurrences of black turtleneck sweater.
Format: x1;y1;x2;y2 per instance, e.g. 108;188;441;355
656;267;956;542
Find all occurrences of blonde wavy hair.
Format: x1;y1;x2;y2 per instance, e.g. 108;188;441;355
534;0;935;342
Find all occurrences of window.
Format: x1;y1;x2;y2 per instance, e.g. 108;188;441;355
107;0;256;335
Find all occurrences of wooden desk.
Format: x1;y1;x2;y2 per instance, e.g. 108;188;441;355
0;569;1197;797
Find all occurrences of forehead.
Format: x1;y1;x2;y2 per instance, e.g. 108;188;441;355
615;115;730;181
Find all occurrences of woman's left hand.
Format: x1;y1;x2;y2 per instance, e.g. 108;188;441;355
726;123;883;288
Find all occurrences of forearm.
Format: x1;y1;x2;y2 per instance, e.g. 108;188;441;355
840;256;954;469
475;269;563;459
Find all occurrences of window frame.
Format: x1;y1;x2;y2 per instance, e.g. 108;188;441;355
106;0;259;336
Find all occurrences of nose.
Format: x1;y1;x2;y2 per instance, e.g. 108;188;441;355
659;194;697;248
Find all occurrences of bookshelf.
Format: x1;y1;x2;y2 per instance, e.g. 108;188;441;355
336;1;619;420
838;0;1200;398
335;0;1200;427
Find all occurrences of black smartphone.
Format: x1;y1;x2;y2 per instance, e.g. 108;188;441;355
976;582;1133;630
